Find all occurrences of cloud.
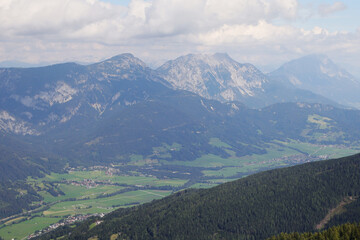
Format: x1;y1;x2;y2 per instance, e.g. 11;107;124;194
318;1;346;17
0;0;359;77
0;0;130;41
0;0;299;41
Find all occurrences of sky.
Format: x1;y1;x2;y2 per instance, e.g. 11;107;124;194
0;0;359;76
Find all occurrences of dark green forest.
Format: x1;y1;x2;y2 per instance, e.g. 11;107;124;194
268;222;360;240
37;153;360;240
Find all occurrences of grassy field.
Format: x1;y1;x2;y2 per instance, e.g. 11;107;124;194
0;170;182;240
161;142;297;168
0;217;59;240
163;139;360;177
42;189;171;217
40;184;125;203
307;114;333;129
0;189;171;240
283;141;360;158
33;171;186;188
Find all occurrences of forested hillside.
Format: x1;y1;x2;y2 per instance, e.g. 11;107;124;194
37;153;360;240
268;222;360;240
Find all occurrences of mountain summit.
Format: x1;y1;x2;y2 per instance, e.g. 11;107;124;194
269;54;360;108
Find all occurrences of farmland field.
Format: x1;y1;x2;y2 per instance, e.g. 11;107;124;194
0;217;59;240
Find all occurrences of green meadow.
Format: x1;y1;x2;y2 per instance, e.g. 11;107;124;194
0;217;59;240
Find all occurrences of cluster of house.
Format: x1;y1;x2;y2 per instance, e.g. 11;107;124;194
27;213;105;239
70;179;98;188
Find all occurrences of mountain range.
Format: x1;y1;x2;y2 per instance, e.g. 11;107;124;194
1;53;358;136
0;56;359;164
157;53;344;108
1;53;360;176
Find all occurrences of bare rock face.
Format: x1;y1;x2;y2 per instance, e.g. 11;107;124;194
157;53;268;103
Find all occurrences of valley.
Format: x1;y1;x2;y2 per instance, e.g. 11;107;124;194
0;139;358;239
36;152;360;240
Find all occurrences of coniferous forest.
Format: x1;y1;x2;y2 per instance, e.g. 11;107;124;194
268;222;360;240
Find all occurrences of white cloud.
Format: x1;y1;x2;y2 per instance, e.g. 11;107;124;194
128;0;151;20
0;0;125;38
0;0;299;41
318;1;346;17
197;21;298;45
205;0;298;24
0;0;359;77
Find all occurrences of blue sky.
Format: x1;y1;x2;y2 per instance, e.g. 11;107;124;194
101;0;131;5
295;0;360;32
0;0;359;75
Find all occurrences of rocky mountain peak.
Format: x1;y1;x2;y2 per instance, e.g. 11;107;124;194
269;54;360;108
106;53;146;67
89;53;147;73
157;53;268;103
213;52;232;61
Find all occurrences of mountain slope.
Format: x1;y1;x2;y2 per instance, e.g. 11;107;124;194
269;54;360;108
41;99;360;165
0;53;169;132
38;153;360;240
269;223;360;240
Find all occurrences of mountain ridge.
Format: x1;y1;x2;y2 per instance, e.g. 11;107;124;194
1;53;360;166
157;53;343;108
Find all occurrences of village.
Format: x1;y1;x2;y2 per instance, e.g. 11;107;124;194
27;213;105;239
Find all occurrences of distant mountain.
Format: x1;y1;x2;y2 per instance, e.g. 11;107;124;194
0;60;50;68
158;53;339;108
1;54;360;166
157;53;268;102
37;153;360;240
269;54;360;109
